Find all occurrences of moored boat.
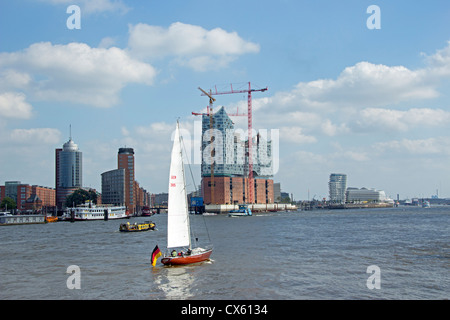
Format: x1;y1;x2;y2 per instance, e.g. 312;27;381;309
119;221;155;232
422;200;431;208
63;202;129;221
45;216;58;223
228;204;252;217
141;206;154;216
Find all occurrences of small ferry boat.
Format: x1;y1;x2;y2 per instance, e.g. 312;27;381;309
119;221;155;232
141;206;155;217
228;204;252;217
64;202;129;221
45;216;58;223
422;200;431;208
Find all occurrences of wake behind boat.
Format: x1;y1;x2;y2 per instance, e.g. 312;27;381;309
152;121;212;266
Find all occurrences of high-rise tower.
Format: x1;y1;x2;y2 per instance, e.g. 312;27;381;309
118;147;135;213
55;135;82;209
329;173;347;204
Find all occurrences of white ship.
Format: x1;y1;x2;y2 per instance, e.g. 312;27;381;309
64;202;129;221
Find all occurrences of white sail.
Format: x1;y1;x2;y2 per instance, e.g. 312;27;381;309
167;122;191;249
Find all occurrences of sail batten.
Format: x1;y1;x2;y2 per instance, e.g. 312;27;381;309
167;123;191;249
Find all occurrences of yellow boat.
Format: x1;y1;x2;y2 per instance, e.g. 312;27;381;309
45;216;58;223
119;221;155;232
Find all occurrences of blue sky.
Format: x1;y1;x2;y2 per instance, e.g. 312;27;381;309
1;0;450;200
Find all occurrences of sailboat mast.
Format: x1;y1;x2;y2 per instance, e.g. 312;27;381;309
167;121;192;251
178;121;192;250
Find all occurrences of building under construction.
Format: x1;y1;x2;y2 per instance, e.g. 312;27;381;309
200;106;274;205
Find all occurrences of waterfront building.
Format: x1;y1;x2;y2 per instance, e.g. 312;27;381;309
4;181;21;203
329;173;347;204
346;187;390;203
201;106;274;204
101;168;125;206
55;136;82;209
0;183;55;212
152;193;168;206
118;147;135;213
273;183;281;203
101;148;150;214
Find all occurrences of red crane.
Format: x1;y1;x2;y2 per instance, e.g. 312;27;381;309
198;82;268;204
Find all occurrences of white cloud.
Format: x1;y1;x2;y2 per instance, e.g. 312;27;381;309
320;119;349;136
252;41;450;137
128;22;260;71
260;61;439;113
0;92;33;119
423;40;450;78
0;42;157;108
293;150;328;165
98;37;117;49
280;126;317;144
0;69;31;90
9;128;61;145
354;107;450;132
374;137;450;155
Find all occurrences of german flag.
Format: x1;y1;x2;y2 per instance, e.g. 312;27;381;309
151;245;162;266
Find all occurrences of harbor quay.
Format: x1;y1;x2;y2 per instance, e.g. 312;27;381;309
204;203;297;213
0;214;46;225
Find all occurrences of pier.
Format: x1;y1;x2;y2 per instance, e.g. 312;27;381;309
0;214;46;226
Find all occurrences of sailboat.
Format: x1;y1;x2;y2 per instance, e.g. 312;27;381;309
160;121;213;266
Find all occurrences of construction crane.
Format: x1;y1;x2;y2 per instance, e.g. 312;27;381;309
199;82;268;204
196;87;216;204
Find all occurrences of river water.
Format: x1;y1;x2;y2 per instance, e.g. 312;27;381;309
0;206;448;300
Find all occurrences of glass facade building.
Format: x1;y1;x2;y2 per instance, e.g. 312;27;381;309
201;106;273;178
201;106;274;204
55;138;82;209
101;168;125;206
329;173;347;203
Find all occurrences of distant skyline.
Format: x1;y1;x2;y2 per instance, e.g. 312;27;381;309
1;1;450;200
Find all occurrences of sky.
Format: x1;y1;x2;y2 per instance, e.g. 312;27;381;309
1;0;450;201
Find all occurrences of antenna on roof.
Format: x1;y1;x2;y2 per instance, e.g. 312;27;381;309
69;124;72;140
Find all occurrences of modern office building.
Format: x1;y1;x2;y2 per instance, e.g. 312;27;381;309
329;173;347;204
201;106;274;204
3;181;21;203
118;147;135;213
346;187;389;203
273;183;281;203
101;168;125;206
101;148;150;213
55;137;82;209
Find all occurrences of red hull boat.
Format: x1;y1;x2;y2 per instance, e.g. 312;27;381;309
161;248;213;266
152;122;213;267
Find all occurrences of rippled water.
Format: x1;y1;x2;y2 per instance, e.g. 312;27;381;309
0;206;448;300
